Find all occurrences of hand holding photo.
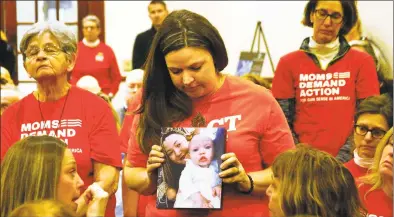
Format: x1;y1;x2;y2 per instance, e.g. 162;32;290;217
156;127;226;210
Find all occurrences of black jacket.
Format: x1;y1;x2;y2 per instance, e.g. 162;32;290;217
132;26;157;70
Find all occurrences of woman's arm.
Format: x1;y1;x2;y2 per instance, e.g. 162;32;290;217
121;154;139;217
93;161;120;196
123;144;165;196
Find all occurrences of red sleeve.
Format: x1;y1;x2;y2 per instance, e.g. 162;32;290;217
126;115;148;168
108;47;122;96
1;107;15;161
69;43;83;85
259;95;295;165
356;54;380;98
271;57;295;99
120;90;142;153
88;96;122;168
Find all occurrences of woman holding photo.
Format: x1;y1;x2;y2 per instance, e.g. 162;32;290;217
123;9;294;217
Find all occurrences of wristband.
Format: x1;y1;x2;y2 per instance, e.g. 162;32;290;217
240;174;254;194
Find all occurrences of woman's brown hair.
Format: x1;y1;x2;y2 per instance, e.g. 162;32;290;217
1;136;67;217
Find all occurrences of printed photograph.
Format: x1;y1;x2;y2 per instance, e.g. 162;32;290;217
236;51;266;76
156;127;226;210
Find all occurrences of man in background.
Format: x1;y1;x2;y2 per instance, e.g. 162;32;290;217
132;0;168;69
71;15;122;99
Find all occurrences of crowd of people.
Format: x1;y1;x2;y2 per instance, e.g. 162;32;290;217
0;0;392;217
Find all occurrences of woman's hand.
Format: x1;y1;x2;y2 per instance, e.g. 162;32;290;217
146;145;165;178
75;182;109;217
219;152;251;192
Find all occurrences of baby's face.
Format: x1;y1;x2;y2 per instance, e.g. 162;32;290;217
189;138;214;168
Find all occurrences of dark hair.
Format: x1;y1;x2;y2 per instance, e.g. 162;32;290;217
149;0;167;10
272;145;366;217
355;94;393;128
136;10;228;154
301;0;358;36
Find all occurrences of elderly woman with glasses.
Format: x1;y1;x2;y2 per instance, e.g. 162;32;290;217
344;94;392;179
0;21;122;217
272;0;380;161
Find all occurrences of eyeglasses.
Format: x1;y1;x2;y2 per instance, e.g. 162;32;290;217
83;26;98;30
314;9;343;24
25;44;63;59
354;125;387;139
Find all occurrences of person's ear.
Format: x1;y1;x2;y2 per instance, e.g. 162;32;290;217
66;54;77;72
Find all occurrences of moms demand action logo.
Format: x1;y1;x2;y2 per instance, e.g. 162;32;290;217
299;72;351;103
20;119;82;145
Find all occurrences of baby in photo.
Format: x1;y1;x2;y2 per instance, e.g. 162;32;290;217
174;134;222;209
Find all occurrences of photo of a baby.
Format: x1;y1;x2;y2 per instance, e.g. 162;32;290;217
156;127;226;210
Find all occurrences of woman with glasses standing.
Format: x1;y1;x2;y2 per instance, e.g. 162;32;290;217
0;20;122;217
344;94;392;179
272;0;380;161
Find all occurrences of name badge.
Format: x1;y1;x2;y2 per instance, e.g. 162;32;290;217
95;52;104;62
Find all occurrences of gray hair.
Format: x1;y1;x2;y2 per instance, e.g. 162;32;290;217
82;15;101;28
19;20;77;62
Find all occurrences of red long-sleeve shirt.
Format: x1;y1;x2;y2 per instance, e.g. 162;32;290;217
71;41;122;96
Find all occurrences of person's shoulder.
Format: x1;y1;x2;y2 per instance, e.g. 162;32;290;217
347;47;374;59
71;86;108;107
280;50;306;62
226;75;272;98
1;93;31;118
138;27;155;37
99;42;115;52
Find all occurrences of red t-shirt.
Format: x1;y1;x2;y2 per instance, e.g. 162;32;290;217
272;48;379;156
127;75;295;217
120;90;142;153
71;42;122;96
1;87;122;217
358;184;393;217
344;159;369;180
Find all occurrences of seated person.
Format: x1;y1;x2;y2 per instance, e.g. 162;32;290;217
266;144;366;217
358;127;393;216
174;134;222;208
344;94;392;179
0;135;109;217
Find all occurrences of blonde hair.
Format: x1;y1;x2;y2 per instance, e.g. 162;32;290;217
272;144;366;217
0;136;67;217
358;127;393;195
9;200;76;217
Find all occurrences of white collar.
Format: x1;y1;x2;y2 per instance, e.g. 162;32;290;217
82;38;100;48
353;149;374;169
309;36;340;50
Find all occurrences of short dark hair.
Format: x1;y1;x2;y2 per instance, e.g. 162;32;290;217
149;0;167;10
136;10;228;154
355;94;393;128
301;0;358;36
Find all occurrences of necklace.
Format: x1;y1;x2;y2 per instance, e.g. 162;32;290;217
37;88;71;130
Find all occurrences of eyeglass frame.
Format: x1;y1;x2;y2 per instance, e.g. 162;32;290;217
314;8;344;24
354;124;387;139
24;44;65;59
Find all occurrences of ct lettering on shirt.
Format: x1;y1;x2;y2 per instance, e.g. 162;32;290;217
298;71;351;103
19;119;83;153
203;114;242;132
95;52;104;62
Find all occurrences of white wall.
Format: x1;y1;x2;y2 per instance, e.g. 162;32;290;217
105;1;393;77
